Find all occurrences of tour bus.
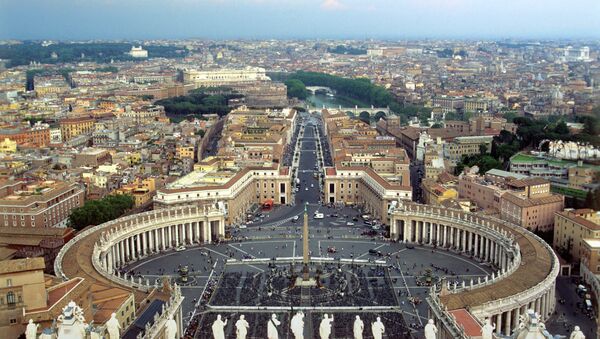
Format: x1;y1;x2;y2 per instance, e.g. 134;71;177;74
314;212;324;219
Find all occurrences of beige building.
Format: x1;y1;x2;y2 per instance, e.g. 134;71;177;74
553;209;600;263
458;170;564;231
0;258;47;338
0;180;84;228
443;135;493;162
155;164;291;224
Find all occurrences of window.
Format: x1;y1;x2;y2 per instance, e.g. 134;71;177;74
6;279;12;287
7;291;16;305
9;318;17;324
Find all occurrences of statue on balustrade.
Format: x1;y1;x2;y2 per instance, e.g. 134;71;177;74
26;319;39;339
424;319;438;339
570;326;585;339
105;313;121;339
290;311;304;339
165;314;178;339
353;315;364;339
235;314;249;339
481;318;495;339
371;317;385;339
212;314;227;339
319;314;334;339
267;313;280;339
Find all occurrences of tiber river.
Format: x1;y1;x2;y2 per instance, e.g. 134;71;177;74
306;93;357;109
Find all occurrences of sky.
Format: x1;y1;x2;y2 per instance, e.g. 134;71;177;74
1;0;599;40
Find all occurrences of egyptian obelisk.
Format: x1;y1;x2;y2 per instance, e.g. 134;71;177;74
302;202;310;280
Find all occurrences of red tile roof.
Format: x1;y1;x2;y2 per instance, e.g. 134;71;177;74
449;309;482;337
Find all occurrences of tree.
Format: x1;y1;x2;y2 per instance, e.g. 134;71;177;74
284;79;309;99
479;143;488;155
359;111;371;124
585;188;600;211
68;194;134;230
431;123;443;128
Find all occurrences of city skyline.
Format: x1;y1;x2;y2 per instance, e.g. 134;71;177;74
1;0;600;40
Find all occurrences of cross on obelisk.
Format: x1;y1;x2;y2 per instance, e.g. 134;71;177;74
302;202;310;281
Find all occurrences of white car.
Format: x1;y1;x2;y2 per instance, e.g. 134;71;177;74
175;246;186;252
239;224;247;229
305;187;308;191
314;213;324;219
346;222;355;226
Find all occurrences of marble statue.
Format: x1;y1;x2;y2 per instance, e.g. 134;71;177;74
267;313;280;339
165;315;178;339
235;315;249;339
56;301;88;339
353;316;364;339
26;319;39;339
371;317;385;339
570;326;585;339
212;314;227;339
105;313;121;339
424;319;438;339
481;318;495;339
290;311;305;339
319;314;334;339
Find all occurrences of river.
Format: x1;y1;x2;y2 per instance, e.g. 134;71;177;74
306;93;357;109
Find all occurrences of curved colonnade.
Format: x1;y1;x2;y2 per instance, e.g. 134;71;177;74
54;205;226;339
389;203;559;338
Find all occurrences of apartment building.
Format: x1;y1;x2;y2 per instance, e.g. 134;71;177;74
443;135;493;162
60;116;95;142
0;180;84;228
554;209;600;263
154;163;291;224
322;109;412;224
458;169;564;231
0;123;51;147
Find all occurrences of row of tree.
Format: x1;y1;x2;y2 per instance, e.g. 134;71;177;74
0;42;188;67
155;91;242;118
68;194;134;231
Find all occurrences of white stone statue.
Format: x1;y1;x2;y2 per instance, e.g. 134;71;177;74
165;314;178;339
267;313;280;339
212;314;227;339
26;319;39;339
235;315;249;339
318;314;334;339
570;326;586;339
290;311;305;339
371;317;385;339
424;319;438;339
481;318;495;339
57;301;88;339
353;316;364;339
105;313;121;339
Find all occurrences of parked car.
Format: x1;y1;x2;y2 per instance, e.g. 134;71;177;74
291;216;299;222
346;222;355;226
175;246;186;252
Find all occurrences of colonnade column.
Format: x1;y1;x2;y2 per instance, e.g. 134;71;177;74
467;231;472;253
187;223;193;244
474;234;479;257
124;238;130;261
195;222;201;243
504;309;512;335
442;225;447;247
119;241;124;265
142;232;148;256
436;223;441;246
167;226;172;248
496;312;502;335
135;234;141;258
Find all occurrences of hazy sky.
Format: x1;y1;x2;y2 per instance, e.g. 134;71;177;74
1;0;599;40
